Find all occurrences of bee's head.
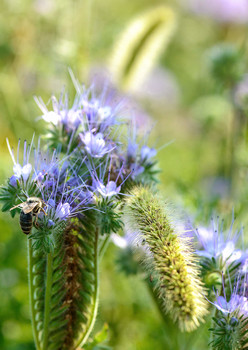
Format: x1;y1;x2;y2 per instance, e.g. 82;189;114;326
27;197;40;204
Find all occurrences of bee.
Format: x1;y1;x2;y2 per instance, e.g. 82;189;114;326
10;197;47;235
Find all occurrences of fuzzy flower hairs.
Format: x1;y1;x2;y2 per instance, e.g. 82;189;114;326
123;186;209;331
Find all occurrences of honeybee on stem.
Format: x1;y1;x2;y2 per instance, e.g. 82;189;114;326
11;197;47;235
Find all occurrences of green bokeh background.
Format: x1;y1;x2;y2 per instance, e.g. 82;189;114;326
1;0;248;349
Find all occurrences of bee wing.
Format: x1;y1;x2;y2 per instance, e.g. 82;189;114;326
10;203;25;211
22;202;38;214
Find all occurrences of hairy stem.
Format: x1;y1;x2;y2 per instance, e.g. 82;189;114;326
75;228;99;348
42;252;53;350
28;239;41;350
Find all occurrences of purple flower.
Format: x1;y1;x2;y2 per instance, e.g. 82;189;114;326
9;175;18;188
127;142;138;160
93;180;121;198
140;146;157;162
41;173;92;224
13;163;32;181
130;163;144;178
195;217;246;266
55;202;71;220
79;131;111;158
124;122;157;180
7;138;33;186
187;0;248;24
80;91;120;133
86;156;129;200
41;111;62;125
214;295;247;315
36;80;122;136
211;275;248;317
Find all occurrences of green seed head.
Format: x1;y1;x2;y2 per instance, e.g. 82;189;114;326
123;186;209;332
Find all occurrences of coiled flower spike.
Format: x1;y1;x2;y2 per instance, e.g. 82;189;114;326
123;186;208;332
209;274;248;350
0;76;161;350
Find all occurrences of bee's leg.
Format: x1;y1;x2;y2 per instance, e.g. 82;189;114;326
33;215;39;229
40;207;47;216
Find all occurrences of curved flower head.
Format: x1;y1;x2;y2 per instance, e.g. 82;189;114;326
39;163;92;223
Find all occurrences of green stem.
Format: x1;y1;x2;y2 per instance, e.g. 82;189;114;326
99;234;111;260
145;277;206;350
145;277;179;350
28;239;41;350
42;252;53;350
75;228;99;348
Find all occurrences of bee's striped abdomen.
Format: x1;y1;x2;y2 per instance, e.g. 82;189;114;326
20;211;33;235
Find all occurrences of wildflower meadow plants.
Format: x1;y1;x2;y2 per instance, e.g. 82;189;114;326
1;76;248;350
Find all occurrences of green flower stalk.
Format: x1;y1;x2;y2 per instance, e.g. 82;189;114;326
123;186;208;332
209;275;248;350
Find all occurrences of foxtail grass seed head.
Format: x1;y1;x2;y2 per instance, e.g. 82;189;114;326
123;186;208;332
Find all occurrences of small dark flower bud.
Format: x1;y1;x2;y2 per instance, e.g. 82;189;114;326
217;317;227;327
230;317;239;327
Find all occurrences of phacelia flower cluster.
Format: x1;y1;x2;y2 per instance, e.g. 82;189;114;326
194;216;247;292
209;275;248;349
1;82;158;252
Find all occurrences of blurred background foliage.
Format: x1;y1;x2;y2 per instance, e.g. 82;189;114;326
1;0;248;349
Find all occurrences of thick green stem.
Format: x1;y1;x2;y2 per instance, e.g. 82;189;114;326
28;239;41;350
75;228;99;348
42;252;53;350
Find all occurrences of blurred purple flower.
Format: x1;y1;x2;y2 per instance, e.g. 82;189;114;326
7;138;33;186
140;146;157;162
234;73;248;107
13;163;32;183
188;0;248;24
36;77;122;137
9;176;18;188
195;217;246;266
